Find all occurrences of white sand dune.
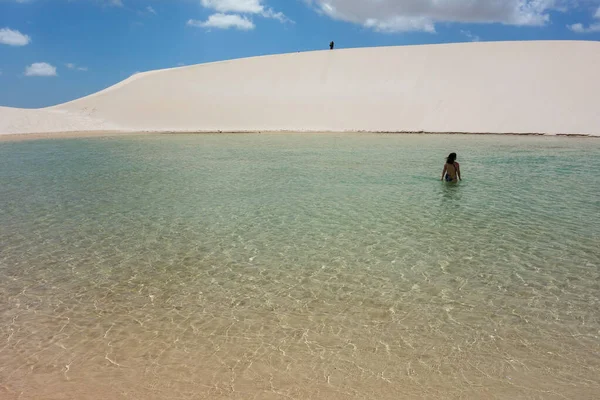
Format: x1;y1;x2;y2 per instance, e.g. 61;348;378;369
1;41;599;136
0;106;118;135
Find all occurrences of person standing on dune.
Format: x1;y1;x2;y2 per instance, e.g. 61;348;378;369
330;41;335;50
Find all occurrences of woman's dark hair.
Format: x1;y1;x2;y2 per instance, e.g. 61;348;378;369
446;153;457;164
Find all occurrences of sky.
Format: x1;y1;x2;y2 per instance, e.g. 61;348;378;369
1;0;599;108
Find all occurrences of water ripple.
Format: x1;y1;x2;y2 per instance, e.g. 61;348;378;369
1;134;599;399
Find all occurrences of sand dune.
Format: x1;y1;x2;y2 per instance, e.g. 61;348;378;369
1;41;599;136
0;106;118;135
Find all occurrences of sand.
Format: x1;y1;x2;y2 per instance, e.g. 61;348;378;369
0;106;118;135
1;41;599;136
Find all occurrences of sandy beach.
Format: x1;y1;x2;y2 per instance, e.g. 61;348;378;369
1;41;599;137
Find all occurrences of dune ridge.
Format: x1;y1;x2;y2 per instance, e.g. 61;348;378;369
1;41;599;136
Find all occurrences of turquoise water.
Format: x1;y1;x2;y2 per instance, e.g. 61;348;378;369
1;134;599;399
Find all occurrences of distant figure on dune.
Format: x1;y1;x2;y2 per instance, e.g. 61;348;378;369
330;41;335;50
441;153;461;183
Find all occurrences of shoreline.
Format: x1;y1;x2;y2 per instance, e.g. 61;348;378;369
1;130;598;143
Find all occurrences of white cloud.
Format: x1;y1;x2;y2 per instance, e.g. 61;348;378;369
568;22;600;33
0;27;31;46
461;30;481;42
568;22;585;32
147;6;156;15
200;0;289;22
25;62;57;77
568;5;600;33
188;13;255;30
201;0;263;14
262;8;289;23
66;63;88;71
304;0;569;32
365;16;435;33
109;0;123;6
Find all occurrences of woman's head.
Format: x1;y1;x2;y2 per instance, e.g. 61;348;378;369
447;153;457;164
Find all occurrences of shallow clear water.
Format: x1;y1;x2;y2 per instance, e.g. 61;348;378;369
1;134;599;400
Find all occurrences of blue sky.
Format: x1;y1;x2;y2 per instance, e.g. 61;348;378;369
1;0;599;108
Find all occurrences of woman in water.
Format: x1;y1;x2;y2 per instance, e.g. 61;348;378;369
441;153;461;183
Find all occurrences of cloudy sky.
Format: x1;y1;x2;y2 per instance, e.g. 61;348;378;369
1;0;599;107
